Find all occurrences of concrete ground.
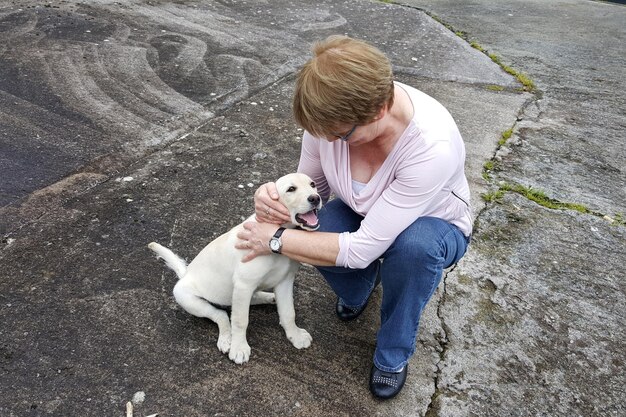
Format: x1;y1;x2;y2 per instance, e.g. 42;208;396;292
0;0;624;416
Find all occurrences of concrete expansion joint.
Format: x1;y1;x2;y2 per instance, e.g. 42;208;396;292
425;264;457;416
483;178;625;226
399;2;537;94
481;100;624;227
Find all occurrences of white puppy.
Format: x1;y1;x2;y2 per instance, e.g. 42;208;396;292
148;173;321;364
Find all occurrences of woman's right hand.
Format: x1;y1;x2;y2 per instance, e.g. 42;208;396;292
254;182;291;224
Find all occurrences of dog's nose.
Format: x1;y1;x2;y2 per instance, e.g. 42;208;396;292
308;194;320;206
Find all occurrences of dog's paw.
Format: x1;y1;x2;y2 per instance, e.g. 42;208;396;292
287;328;312;349
217;333;231;354
251;291;276;305
228;342;251;364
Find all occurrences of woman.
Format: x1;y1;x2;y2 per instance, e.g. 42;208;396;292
236;35;472;400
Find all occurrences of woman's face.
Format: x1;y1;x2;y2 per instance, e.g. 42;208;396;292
326;120;379;147
327;124;358;142
324;104;388;146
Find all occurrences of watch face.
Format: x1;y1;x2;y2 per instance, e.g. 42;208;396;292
270;239;280;251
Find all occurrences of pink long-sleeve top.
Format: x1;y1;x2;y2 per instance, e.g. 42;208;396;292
297;82;472;269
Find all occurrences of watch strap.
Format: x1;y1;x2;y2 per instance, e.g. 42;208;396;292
272;227;286;239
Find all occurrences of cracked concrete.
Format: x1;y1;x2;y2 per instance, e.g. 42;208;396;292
1;0;624;416
401;0;626;415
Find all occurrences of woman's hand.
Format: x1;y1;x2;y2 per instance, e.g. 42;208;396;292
254;182;291;224
235;221;280;262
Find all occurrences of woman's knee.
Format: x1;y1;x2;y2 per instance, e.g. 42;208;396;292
388;218;448;262
390;218;469;272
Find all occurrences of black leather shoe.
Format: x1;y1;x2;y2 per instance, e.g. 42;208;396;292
369;364;408;400
335;270;382;321
335;299;366;321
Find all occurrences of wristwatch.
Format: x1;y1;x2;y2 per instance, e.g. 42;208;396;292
269;227;286;254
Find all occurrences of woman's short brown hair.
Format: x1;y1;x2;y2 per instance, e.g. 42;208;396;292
293;35;395;138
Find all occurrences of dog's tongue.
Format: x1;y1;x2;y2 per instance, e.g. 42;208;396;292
299;210;318;226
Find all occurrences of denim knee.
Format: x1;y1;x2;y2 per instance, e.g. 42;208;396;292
387;221;445;264
387;217;468;267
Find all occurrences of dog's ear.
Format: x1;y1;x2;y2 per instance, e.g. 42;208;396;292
273;175;291;198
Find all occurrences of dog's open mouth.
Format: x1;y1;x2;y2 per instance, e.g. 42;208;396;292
296;209;319;230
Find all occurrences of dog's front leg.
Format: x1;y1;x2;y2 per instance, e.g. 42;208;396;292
274;277;312;349
229;281;255;364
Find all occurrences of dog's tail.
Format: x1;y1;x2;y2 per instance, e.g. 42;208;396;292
148;242;188;279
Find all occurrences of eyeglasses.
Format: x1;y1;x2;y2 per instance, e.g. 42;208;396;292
333;125;357;142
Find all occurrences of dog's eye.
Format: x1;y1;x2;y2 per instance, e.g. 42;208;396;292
310;181;316;188
287;186;296;192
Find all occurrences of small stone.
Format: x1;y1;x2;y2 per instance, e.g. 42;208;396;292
132;391;146;405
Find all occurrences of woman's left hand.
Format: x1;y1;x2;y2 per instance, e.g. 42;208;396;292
235;221;281;262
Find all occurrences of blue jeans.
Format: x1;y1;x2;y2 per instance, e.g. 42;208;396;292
316;198;470;372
